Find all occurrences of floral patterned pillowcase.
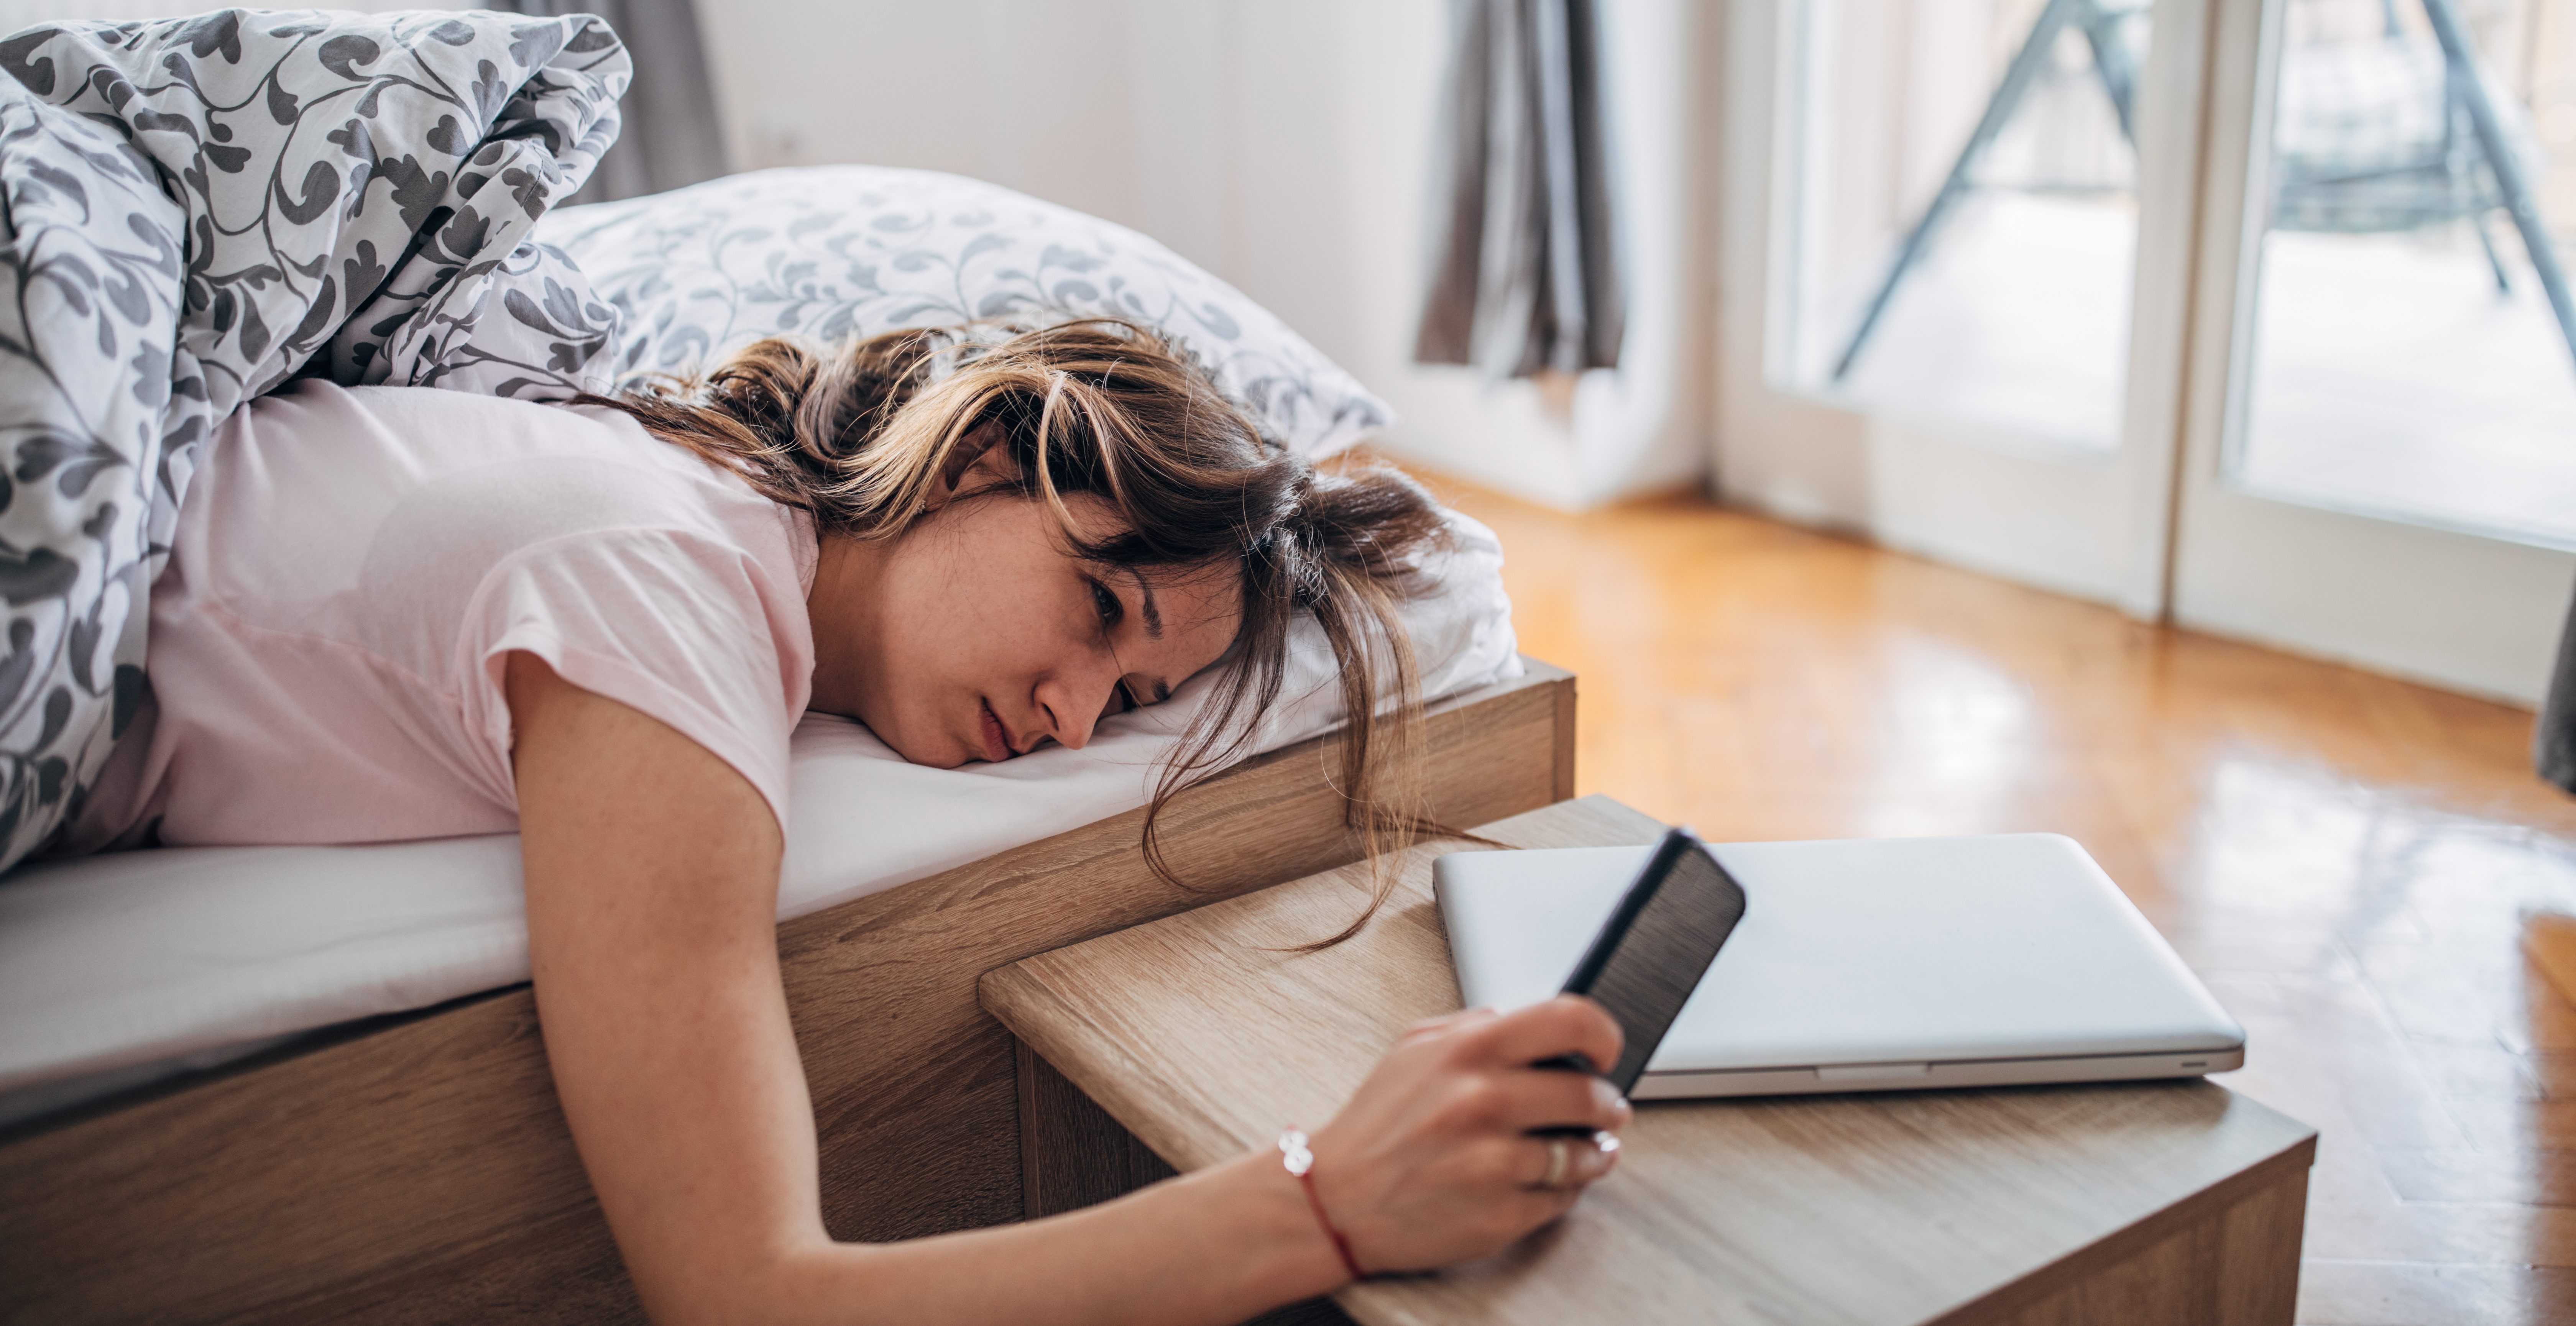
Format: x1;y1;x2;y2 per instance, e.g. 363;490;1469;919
536;165;1394;458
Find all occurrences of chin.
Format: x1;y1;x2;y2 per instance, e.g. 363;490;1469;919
852;712;970;769
903;737;974;770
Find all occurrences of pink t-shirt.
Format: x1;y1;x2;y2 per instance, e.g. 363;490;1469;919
61;381;817;851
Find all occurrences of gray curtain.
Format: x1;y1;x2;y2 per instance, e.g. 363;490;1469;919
2540;602;2576;791
497;0;727;204
1414;0;1624;379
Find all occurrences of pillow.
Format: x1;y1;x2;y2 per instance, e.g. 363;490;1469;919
535;165;1393;456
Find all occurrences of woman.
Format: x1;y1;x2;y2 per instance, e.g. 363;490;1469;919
60;321;1628;1323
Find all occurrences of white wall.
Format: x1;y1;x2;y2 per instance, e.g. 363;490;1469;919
696;0;1715;507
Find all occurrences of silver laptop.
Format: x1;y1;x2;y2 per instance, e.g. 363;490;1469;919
1434;835;2244;1099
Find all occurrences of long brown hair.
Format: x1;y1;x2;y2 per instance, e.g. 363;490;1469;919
590;320;1448;944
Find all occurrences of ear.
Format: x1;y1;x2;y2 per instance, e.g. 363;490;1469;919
925;419;1020;511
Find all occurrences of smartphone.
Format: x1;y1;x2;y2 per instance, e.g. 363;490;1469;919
1543;828;1749;1096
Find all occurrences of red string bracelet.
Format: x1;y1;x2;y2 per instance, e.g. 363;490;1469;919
1276;1128;1365;1283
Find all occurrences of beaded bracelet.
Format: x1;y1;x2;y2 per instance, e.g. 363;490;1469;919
1276;1128;1365;1282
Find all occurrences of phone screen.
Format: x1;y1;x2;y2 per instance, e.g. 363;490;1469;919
1557;829;1748;1095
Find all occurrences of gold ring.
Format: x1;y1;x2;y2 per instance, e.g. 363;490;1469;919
1536;1137;1571;1190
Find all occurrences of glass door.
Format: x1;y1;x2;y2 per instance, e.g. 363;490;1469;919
2169;0;2576;702
1718;0;2215;614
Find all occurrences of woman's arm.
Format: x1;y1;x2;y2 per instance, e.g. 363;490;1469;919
507;653;1626;1326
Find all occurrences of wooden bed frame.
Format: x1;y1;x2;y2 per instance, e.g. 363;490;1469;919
0;660;1574;1324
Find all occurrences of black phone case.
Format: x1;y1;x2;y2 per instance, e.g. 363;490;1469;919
1543;828;1748;1096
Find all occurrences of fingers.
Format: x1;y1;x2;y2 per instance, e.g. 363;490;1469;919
1400;1005;1500;1044
1512;1132;1620;1193
1487;1067;1631;1135
1310;1014;1632;1275
1471;1138;1611;1249
1460;995;1624;1074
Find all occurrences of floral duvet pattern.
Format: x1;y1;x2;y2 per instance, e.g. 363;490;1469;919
0;9;628;870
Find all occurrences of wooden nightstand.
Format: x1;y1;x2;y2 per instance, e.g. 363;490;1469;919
980;795;2318;1325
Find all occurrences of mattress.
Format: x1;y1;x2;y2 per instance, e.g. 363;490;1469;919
0;514;1520;1127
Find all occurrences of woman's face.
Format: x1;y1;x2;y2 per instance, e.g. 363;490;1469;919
805;447;1244;768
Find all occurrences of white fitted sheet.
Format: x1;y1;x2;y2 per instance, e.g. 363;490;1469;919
0;514;1519;1126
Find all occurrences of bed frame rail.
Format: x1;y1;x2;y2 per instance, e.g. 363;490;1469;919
0;661;1575;1325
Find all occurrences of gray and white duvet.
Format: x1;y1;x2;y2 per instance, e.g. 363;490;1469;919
0;8;624;871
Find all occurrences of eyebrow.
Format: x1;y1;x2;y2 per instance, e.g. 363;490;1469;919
1119;568;1164;641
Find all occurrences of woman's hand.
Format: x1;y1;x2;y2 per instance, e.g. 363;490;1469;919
1303;996;1631;1274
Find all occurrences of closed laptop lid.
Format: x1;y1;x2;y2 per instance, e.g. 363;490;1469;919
1434;835;2242;1075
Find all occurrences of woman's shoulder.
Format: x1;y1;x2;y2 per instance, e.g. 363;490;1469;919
235;381;744;506
276;380;646;446
193;380;808;608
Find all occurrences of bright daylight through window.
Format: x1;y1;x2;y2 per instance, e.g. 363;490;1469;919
1779;0;2576;550
2234;0;2576;550
1775;0;2150;455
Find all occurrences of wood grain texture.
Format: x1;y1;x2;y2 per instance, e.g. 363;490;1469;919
1548;668;1577;804
1983;1167;2308;1326
1019;1037;1174;1220
2527;912;2576;1013
982;795;2318;1326
0;662;1572;1326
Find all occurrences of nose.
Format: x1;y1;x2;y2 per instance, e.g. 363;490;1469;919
1032;655;1122;752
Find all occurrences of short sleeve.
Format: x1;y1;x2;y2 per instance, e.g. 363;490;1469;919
465;528;807;834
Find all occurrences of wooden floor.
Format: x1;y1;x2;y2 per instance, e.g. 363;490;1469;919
1426;478;2576;1326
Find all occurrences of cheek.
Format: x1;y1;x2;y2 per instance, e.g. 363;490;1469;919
879;523;1076;680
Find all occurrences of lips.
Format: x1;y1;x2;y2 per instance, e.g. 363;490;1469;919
978;699;1012;763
